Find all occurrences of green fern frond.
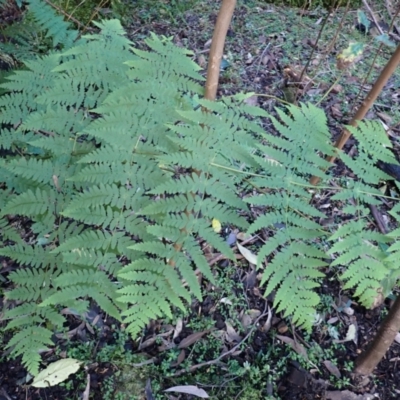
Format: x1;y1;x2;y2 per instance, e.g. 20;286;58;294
263;242;326;330
26;0;78;48
244;103;335;329
327;120;400;307
6;326;54;376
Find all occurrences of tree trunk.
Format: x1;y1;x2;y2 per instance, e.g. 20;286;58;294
355;295;400;375
204;0;236;101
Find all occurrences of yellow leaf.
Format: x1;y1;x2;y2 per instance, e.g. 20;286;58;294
212;218;221;233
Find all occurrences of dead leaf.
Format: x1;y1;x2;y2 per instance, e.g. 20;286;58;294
240;313;252;330
197;54;206;68
327;317;339;324
237;243;257;265
345;324;357;343
377;112;392;125
178;331;209;349
261;306;273;333
276;335;308;358
323;360;341;378
139;329;174;350
173;318;183;339
243;95;258;106
174;349;186;367
331;104;342;119
326;390;377;400
165;385;209;398
331;84;343;94
219;297;233;305
277;322;288;334
82;374;90;400
225;321;242;342
248;309;261;321
145;379;155;400
204;38;212;48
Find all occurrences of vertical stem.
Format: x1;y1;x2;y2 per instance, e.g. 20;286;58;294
355;295;400;375
205;0;236;101
310;44;400;185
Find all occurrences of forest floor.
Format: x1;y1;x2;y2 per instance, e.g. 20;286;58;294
1;1;400;399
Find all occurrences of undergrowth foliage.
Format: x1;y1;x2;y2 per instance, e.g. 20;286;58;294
1;6;400;376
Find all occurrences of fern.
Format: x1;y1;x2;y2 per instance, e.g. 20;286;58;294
0;19;257;373
328;122;400;306
1;10;400;376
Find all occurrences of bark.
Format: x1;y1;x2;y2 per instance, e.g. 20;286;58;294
204;0;236;101
355;295;400;375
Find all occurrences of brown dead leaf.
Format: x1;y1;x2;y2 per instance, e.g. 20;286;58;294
331;104;342;119
172;349;186;367
197;54;206;68
261;306;273;333
225;321;242;343
377;112;392;125
277;322;288;334
276;335;308;358
323;360;341;378
331;84;343;94
178;330;209;349
139;329;174;350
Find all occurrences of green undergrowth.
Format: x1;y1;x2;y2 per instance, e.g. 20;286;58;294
1;0;400;390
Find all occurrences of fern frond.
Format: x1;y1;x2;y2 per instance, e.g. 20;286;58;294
262;242;326;330
26;0;78;48
6;326;54;376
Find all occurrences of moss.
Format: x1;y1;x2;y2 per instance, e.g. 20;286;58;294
52;0;111;25
265;0;361;8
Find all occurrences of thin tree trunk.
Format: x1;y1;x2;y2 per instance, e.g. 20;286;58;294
204;0;236;101
355;295;400;375
310;44;400;185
